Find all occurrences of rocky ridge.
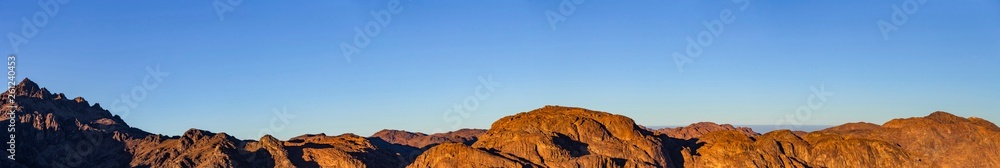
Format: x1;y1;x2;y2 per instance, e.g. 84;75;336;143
653;122;759;139
370;128;485;149
2;78;998;167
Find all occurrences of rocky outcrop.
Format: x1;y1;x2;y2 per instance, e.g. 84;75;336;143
371;128;485;149
413;105;674;167
412;106;1000;168
244;134;294;167
283;133;413;167
655;122;759;139
677;111;1000;167
407;143;529;168
127;129;256;167
677;129;922;167
814;111;1000;167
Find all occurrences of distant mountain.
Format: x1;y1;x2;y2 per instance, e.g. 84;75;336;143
653;122;759;139
370;128;485;149
2;79;999;167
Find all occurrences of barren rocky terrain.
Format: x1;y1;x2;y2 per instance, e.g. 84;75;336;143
2;78;998;167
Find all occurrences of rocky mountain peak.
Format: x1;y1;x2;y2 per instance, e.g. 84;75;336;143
54;93;66;100
13;78;52;99
447;105;671;167
182;128;215;139
3;78;123;126
74;96;88;104
258;134;280;144
16;78;39;90
925;111;965;123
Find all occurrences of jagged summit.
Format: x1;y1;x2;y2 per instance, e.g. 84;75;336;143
4;78;115;121
16;77;39;90
182;128;216;138
10;78;51;99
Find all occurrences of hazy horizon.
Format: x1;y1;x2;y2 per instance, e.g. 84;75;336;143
5;1;999;140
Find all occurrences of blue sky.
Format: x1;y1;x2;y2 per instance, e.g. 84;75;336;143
3;1;998;140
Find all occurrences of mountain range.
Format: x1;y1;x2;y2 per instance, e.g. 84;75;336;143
2;78;998;167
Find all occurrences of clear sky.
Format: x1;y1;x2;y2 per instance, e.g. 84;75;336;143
3;1;998;140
